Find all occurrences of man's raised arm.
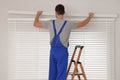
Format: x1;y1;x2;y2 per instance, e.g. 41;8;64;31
76;12;94;28
33;11;43;28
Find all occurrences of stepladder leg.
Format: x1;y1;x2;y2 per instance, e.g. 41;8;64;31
66;62;72;80
71;70;75;80
73;60;81;80
71;62;77;80
76;68;81;80
66;48;77;80
79;63;87;80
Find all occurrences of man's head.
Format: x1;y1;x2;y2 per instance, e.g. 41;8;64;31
55;4;65;18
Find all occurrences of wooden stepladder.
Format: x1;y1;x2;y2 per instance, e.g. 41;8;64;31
66;45;87;80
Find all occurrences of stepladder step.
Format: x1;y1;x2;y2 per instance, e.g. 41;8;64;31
68;72;83;75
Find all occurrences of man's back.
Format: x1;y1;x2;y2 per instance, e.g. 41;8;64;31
41;18;76;47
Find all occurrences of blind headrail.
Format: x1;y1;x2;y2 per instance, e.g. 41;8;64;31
8;10;118;18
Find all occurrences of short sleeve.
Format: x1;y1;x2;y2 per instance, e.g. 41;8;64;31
41;20;51;29
67;20;77;29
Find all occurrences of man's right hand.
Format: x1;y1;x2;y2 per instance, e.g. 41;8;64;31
89;12;94;18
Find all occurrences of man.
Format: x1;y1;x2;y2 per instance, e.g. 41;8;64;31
34;4;94;80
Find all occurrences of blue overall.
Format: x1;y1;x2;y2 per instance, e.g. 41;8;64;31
49;20;68;80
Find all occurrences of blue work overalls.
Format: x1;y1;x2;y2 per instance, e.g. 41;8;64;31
49;20;68;80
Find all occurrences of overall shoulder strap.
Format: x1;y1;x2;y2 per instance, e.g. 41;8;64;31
58;20;67;35
52;20;57;35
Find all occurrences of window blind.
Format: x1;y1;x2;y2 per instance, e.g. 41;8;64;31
8;13;116;80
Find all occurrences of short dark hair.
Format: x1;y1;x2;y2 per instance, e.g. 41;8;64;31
55;4;65;15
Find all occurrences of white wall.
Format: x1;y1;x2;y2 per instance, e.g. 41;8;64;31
0;0;8;80
0;0;120;80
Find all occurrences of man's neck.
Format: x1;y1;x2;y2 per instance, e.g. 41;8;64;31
56;15;64;19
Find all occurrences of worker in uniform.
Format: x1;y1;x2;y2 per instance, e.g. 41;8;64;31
34;4;94;80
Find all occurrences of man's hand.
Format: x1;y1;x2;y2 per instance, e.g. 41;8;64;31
88;12;94;18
